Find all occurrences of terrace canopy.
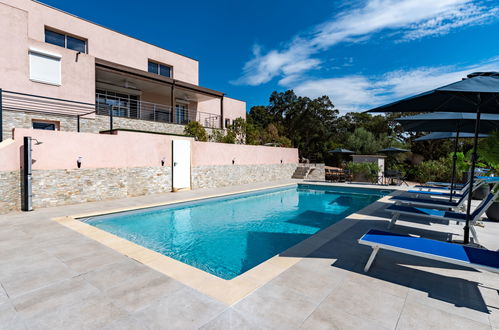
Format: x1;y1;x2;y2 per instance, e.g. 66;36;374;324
396;112;499;133
367;72;499;244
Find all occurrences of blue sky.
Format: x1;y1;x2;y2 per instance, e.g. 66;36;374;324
41;0;499;113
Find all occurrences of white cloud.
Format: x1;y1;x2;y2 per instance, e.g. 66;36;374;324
292;59;499;113
234;0;498;86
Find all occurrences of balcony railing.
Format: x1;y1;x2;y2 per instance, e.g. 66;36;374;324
95;93;221;129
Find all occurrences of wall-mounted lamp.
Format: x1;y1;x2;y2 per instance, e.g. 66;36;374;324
32;139;43;146
75;51;81;62
232;158;236;165
280;159;283;164
77;156;83;168
161;157;166;167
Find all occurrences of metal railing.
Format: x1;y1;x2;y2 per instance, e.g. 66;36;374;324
95;93;221;128
0;89;223;141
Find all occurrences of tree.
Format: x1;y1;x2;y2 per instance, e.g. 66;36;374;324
346;128;382;154
184;121;207;141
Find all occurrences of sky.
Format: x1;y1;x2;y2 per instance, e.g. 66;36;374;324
40;0;499;113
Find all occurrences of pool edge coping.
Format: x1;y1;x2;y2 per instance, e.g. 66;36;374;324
52;183;396;306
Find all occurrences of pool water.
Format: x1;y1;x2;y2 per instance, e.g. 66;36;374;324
82;185;389;280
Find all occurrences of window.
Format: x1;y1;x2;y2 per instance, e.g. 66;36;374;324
32;120;59;130
96;90;139;118
148;60;172;78
45;29;87;53
29;50;61;85
225;118;231;128
175;102;188;124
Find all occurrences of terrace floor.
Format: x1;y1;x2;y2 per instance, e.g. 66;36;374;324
1;180;498;329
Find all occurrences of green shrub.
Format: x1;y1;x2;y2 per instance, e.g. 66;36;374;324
412;158;451;184
184;121;207;142
345;162;380;183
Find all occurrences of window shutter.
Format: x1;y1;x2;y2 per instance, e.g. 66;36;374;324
29;51;61;85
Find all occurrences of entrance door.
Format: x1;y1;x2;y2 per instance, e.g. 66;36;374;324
172;139;191;191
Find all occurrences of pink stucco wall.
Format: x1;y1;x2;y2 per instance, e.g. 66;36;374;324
0;129;298;171
0;0;198;105
1;0;199;84
223;97;247;122
192;142;298;166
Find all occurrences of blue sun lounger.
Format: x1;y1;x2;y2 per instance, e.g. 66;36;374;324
390;189;469;210
358;229;499;273
385;189;499;244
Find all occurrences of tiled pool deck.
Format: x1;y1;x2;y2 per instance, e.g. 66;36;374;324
1;180;498;329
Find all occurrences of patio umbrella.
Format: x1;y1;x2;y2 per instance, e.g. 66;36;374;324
414;132;490;201
328;148;354;167
378;147;409;153
413;132;489;142
329;148;354;153
367;72;499;244
397;112;499;133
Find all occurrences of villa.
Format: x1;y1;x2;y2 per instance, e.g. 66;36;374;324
0;0;246;141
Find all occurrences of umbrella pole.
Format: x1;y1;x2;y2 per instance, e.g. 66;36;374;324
449;129;460;202
464;97;481;245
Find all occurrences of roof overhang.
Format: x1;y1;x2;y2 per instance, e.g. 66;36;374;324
95;58;224;98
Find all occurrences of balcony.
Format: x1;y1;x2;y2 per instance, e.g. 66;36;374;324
95;92;221;129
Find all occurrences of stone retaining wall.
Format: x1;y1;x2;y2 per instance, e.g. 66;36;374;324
0;171;21;213
2;110;194;140
0;163;297;213
0;166;172;212
191;163;297;189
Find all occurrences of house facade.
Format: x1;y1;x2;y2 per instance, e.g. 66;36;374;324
0;0;246;140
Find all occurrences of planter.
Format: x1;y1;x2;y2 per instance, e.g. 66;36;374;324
472;184;490;200
486;202;499;222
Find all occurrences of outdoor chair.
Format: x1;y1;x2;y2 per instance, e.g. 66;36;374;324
358;229;499;273
385;187;499;244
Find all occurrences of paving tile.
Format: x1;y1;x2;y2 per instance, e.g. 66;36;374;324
0;284;9;305
24;295;129;330
478;284;499;328
406;274;490;324
63;248;129;274
301;304;390;330
199;308;258;330
0;301;27;330
268;258;346;302
40;238;107;261
134;287;227;329
105;271;185;313
232;282;318;329
11;277;100;319
396;300;490;329
313;277;406;329
102;314;151;330
0;252;66;280
81;259;154;291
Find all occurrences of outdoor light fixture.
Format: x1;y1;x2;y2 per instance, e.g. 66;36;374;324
32;139;43;145
281;159;283;164
77;156;82;168
161;157;166;167
232;158;235;165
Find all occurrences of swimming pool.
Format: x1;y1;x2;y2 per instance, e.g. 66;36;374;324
81;185;390;280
